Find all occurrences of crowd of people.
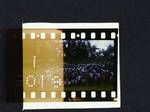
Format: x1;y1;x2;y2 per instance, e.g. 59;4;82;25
64;63;114;86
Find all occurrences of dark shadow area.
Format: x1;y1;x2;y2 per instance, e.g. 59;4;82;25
0;29;23;111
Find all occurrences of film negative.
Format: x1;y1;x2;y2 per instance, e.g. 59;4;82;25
23;23;120;110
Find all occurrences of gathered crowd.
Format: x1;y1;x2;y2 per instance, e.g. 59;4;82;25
64;64;114;86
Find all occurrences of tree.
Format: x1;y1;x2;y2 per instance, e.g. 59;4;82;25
64;40;114;66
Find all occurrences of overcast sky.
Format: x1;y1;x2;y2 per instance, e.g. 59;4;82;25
89;40;114;50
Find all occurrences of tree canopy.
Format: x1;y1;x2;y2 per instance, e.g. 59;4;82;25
64;40;114;66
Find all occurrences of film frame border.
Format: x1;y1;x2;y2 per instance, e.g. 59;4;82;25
22;23;120;110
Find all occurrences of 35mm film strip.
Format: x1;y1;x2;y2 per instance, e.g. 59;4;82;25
23;23;120;110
